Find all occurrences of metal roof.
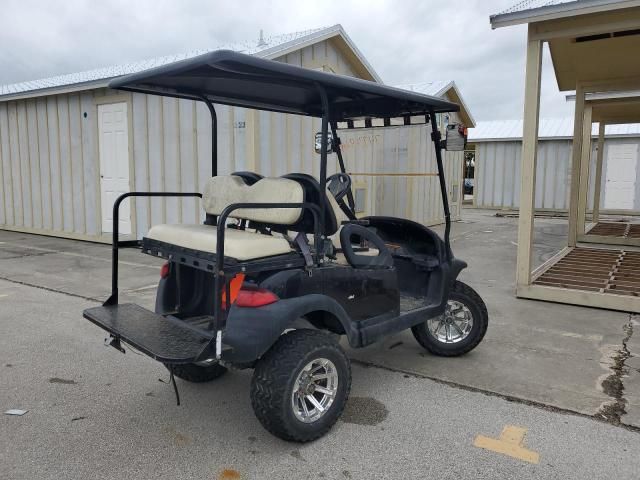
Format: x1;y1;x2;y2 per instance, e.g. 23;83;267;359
0;24;382;102
498;0;579;15
395;81;476;127
395;81;452;97
469;117;640;141
490;0;640;28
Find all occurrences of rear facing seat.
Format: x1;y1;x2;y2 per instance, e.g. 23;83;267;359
144;175;304;261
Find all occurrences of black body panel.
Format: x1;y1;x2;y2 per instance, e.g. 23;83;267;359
222;294;354;363
258;265;399;322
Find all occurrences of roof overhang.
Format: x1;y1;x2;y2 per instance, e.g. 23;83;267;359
490;0;640;29
590;96;640;124
495;3;640;91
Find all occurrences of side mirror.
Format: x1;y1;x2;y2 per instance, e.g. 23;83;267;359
315;131;334;154
445;123;467;151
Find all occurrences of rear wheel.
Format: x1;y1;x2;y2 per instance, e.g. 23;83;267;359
164;362;227;383
250;329;351;442
411;280;488;357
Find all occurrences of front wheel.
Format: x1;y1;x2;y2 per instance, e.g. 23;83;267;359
250;329;351;442
411;280;488;357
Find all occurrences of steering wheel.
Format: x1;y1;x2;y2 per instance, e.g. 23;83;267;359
327;173;352;202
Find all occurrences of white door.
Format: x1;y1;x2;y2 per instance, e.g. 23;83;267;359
98;102;131;234
604;143;638;210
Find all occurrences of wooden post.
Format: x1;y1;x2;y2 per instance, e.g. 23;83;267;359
576;105;593;238
568;84;586;247
592;122;606;224
516;29;543;289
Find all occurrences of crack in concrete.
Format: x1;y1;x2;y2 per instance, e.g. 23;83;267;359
0;275;101;303
595;315;634;425
352;358;640;434
0;251;59;260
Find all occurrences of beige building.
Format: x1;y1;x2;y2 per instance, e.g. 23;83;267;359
0;25;473;243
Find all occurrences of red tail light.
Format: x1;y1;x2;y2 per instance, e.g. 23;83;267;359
160;262;170;279
235;288;279;308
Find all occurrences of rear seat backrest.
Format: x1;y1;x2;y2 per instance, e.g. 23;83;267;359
202;176;304;225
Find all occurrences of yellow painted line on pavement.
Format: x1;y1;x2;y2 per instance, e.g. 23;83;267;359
0;294;9;299
474;425;540;464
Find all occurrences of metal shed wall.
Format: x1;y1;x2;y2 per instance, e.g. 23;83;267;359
474;138;640;212
0;39;362;241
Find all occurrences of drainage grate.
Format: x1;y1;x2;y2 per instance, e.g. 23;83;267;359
534;247;640;296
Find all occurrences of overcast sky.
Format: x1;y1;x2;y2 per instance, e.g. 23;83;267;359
0;0;574;123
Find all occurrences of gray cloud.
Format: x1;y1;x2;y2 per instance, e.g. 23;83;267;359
0;0;574;121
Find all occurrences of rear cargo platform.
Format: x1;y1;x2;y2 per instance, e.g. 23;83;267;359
83;304;214;363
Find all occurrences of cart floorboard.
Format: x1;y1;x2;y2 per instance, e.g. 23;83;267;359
83;304;213;363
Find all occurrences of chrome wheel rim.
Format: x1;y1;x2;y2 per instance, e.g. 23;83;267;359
291;358;339;423
427;300;473;344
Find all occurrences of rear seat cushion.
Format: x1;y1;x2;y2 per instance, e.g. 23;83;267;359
203;176;303;225
145;224;293;261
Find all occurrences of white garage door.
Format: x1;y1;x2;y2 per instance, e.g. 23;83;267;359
604;143;638;210
98;102;131;234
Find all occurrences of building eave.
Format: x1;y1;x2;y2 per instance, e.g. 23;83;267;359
490;0;640;29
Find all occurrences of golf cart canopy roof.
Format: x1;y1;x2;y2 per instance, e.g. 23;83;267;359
109;50;459;121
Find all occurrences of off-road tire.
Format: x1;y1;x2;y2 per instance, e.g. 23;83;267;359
250;329;351;442
411;280;488;357
164;362;227;383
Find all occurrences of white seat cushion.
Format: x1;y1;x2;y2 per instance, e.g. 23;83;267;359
203;176;304;225
145;224;293;261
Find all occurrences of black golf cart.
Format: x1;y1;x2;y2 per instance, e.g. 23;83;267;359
83;50;488;442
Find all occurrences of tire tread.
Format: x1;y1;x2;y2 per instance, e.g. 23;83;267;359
250;329;351;442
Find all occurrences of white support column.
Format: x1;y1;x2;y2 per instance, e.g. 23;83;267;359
576;105;593;238
592;122;606;224
516;29;543;289
568;84;586;247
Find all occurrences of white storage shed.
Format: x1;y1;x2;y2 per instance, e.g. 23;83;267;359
469;118;640;214
0;25;474;243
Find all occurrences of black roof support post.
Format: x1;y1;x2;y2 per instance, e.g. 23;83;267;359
201;97;218;176
202;97;218;225
330;121;355;211
316;84;330;264
429;110;452;260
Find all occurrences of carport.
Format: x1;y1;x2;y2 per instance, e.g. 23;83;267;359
491;0;640;311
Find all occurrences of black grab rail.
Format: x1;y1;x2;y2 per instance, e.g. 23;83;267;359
210;201;322;331
104;192;203;306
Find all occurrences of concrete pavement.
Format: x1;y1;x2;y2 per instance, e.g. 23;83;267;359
1;279;639;479
1;210;640;478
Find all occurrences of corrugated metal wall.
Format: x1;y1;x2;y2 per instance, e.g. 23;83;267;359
338;123;463;226
474;138;640;211
0;38;461;241
0;39;353;241
0;92;102;238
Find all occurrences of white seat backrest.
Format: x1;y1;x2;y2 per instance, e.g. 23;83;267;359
202;176;304;225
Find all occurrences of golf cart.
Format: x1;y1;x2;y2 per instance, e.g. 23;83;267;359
83;50;488;442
